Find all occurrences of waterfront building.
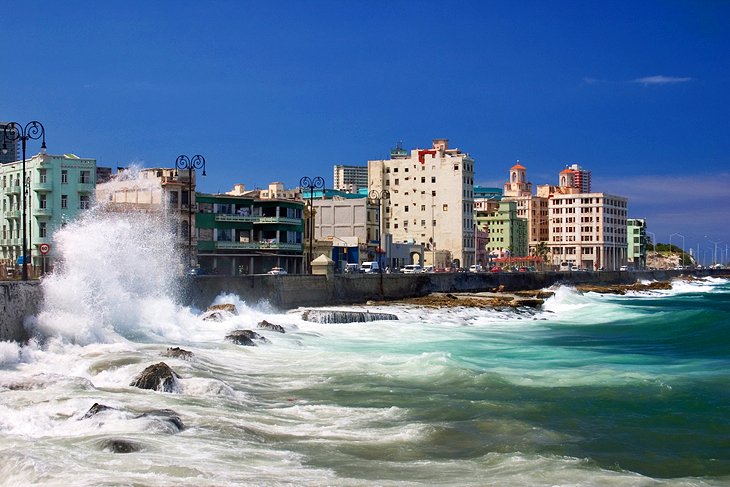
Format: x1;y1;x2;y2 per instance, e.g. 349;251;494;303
195;191;304;275
96;167;202;266
1;152;97;276
481;200;529;263
311;196;372;271
368;138;475;268
333;164;368;193
547;193;628;270
627;218;647;269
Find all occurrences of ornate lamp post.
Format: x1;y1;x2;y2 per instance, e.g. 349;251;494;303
368;189;390;271
2;121;46;281
175;154;206;268
300;176;324;274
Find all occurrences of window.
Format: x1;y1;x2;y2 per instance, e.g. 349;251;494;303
79;170;91;184
40;194;47;209
39;222;47;238
61;194;68;209
61;170;68;184
443;204;448;211
79;195;90;209
421;177;425;183
431;177;436;183
39;169;47;183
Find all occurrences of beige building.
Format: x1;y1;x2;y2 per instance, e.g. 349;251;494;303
368;139;475;268
547;192;628;270
333;165;368;193
96;167;198;265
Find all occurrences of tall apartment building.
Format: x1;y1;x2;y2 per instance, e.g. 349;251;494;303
559;163;591;193
333;164;368;193
1;152;97;276
481;200;529;259
502;163;549;252
548;193;628;270
368;138;475;268
0;123;19;165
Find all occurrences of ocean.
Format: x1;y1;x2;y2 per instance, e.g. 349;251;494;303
1;210;728;486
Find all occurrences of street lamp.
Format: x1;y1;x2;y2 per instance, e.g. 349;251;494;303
2;121;46;281
704;236;721;266
174;154;206;268
368;189;390;271
300;176;324;274
669;232;685;268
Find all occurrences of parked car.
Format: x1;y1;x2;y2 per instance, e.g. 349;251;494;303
344;263;360;274
267;267;288;275
402;264;423;274
469;264;483;272
360;261;380;273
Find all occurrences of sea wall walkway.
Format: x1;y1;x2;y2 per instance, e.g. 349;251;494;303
2;269;726;342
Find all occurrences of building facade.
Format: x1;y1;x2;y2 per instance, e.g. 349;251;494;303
559;163;592;193
1;152;97;276
627;218;647;269
547;193;628;270
368;139;475;268
502;163;549;253
333;165;368;193
481;200;529;262
196;192;304;275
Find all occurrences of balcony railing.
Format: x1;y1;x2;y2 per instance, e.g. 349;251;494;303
215;241;303;251
34;207;53;217
33;182;53;192
214;214;301;225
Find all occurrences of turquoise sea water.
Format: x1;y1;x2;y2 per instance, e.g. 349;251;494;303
1;213;728;486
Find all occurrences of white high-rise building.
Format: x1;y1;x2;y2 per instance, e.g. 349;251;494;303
368;139;475;268
333;165;368;193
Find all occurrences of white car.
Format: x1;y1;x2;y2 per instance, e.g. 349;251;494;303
402;264;423;274
267;267;288;275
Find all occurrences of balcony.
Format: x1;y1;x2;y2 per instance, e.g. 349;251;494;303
254;216;302;225
33;182;53;192
215;241;303;251
8;185;21;195
7;210;22;219
33;206;53;217
77;183;95;193
214;214;301;225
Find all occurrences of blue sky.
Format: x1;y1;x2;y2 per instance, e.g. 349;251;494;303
3;0;729;262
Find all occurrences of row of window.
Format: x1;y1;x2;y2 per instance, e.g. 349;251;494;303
1;170;92;187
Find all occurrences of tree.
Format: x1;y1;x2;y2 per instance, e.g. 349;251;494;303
535;241;549;271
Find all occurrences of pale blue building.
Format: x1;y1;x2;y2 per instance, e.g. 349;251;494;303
0;152;97;276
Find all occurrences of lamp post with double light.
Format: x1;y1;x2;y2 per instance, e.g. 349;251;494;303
175;155;206;268
2;121;46;281
669;232;685;268
704;236;720;266
300;176;324;274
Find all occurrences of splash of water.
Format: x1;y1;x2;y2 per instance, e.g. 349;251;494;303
32;168;184;345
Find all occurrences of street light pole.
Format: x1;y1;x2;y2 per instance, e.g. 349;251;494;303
2;121;46;281
704;236;720;266
669;232;685;268
300;176;324;274
175;155;206;268
368;189;390;270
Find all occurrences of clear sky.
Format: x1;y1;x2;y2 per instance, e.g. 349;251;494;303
3;0;729;262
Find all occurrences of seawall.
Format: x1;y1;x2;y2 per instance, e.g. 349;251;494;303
180;269;725;311
0;281;41;343
2;269;726;342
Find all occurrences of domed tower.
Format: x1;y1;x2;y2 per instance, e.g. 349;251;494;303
504;161;533;197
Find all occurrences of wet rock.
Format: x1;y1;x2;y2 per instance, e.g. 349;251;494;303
100;438;143;454
301;310;399;323
130;362;181;393
225;329;270;346
201;303;238;321
257;320;285;333
136;409;185;432
576;281;672;295
161;347;194;360
82;403;117;419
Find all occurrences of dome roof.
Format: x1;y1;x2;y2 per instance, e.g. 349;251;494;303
560;168;573;174
511;163;526;171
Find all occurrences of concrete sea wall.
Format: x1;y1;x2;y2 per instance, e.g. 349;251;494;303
0;281;41;343
2;269;726;342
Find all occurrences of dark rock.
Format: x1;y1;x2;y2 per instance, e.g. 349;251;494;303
130;362;181;393
82;403;116;419
100;438;143;454
202;311;225;322
225;329;270;346
161;347;194;360
207;303;237;314
136;409;185;432
257;320;285;333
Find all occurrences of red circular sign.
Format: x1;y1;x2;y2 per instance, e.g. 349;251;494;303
39;243;51;255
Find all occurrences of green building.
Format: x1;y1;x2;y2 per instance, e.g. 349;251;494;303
627;218;647;269
195;193;305;275
479;200;528;264
1;152;97;277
